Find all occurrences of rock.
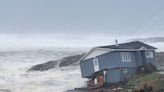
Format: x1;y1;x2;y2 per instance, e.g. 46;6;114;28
28;54;85;71
59;54;84;67
28;60;58;71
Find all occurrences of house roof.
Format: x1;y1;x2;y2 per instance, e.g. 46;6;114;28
97;41;157;50
79;41;157;62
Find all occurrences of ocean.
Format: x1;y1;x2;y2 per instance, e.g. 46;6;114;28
0;48;87;92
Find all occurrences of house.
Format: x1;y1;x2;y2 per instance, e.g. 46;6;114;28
79;41;157;86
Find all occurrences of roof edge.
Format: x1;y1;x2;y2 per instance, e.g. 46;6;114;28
79;48;156;62
78;47;112;63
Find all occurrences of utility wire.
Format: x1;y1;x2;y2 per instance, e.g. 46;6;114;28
139;15;164;35
127;5;164;40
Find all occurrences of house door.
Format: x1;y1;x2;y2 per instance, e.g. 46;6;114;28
93;58;100;72
141;50;146;65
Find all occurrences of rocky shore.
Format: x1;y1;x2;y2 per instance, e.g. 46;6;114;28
66;87;112;92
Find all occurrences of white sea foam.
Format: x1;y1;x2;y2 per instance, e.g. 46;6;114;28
0;48;87;92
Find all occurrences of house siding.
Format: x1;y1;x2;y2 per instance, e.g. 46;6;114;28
120;67;137;81
132;50;156;73
135;51;143;67
139;50;156;66
145;50;156;65
105;69;121;83
105;67;137;84
97;51;137;71
80;51;138;78
80;58;95;78
141;50;147;65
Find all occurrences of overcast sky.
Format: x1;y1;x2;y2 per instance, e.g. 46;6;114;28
0;0;164;50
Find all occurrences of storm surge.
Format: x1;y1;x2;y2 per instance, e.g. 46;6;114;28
0;48;86;92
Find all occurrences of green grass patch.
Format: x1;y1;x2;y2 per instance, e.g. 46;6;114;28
125;72;164;91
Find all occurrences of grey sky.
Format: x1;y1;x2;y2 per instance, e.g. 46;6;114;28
0;0;164;35
0;0;164;50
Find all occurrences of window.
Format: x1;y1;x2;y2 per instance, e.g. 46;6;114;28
145;51;153;58
120;52;131;62
123;68;128;73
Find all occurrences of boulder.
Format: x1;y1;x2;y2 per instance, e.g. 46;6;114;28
28;54;85;71
28;60;58;71
59;54;84;67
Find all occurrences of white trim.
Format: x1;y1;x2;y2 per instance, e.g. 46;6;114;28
139;46;147;50
78;48;94;62
84;48;111;60
145;51;154;58
103;71;106;83
78;47;112;62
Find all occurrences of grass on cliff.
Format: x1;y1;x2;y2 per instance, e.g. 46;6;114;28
125;72;164;91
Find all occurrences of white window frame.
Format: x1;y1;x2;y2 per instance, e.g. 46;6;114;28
123;68;128;73
145;51;154;58
120;52;131;62
93;58;99;72
93;58;98;65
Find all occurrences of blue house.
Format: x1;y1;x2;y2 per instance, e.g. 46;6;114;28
79;41;157;86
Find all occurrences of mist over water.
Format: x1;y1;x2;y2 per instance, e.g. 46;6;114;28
0;33;163;51
0;34;124;50
0;33;162;51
